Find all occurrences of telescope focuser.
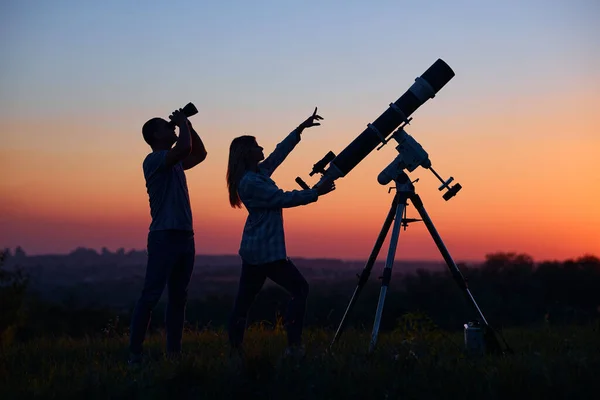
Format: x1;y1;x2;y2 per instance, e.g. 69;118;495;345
310;151;336;176
296;151;337;189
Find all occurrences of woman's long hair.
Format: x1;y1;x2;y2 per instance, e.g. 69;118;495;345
226;135;257;208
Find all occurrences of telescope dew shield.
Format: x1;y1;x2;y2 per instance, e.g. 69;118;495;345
325;59;454;180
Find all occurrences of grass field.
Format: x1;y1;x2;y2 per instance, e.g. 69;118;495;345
1;321;599;399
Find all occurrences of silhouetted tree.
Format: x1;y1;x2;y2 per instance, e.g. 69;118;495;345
14;246;26;259
0;250;29;343
1;249;598;340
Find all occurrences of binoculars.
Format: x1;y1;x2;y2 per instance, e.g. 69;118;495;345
167;102;198;128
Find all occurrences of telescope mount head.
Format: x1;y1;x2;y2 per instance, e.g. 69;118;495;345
377;127;462;201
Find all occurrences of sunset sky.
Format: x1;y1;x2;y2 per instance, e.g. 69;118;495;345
1;0;598;262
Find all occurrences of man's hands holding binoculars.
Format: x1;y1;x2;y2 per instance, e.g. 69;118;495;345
169;109;189;127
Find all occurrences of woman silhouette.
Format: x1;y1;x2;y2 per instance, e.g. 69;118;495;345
225;107;336;360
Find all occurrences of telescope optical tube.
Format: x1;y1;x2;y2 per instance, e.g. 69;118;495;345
316;59;454;186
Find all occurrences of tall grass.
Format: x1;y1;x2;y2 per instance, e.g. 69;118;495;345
1;319;598;399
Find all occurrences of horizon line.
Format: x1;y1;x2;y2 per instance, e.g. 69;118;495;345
4;245;598;265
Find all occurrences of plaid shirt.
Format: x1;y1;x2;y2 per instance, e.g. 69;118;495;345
238;129;319;265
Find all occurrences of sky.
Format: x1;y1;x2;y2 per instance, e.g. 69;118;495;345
1;0;599;262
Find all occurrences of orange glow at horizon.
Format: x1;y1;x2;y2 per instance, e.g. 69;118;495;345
1;87;599;262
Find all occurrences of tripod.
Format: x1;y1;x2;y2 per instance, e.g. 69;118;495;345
330;170;511;355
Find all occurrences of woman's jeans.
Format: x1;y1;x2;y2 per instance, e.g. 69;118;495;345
228;258;309;348
129;230;195;355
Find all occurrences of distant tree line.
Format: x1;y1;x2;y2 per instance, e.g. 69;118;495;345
1;250;598;344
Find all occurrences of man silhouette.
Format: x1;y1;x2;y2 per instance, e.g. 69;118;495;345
129;108;207;364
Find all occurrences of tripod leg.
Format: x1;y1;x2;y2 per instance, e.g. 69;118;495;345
409;193;509;354
369;196;407;354
330;194;400;349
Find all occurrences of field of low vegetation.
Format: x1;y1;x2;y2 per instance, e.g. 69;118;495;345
2;251;599;398
1;321;599;399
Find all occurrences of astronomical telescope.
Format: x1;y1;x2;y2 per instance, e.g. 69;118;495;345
296;58;460;200
297;59;512;356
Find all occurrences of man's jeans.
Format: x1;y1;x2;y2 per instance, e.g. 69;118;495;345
228;258;309;348
129;230;195;355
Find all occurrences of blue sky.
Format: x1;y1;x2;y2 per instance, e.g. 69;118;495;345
2;0;597;123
